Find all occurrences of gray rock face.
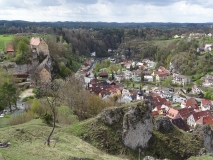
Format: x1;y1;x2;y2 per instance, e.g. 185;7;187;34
193;124;213;152
100;107;123;125
122;102;153;150
155;116;172;132
99;101;154;150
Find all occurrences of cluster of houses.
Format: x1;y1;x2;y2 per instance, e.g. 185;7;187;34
109;59;191;86
82;56;213;132
173;32;212;39
87;78;143;104
151;91;213;131
86;71;213;132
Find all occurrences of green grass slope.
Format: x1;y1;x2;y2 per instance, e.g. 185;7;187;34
0;119;128;160
188;154;213;160
0;35;13;51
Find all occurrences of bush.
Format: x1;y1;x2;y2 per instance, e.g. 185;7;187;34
22;96;34;102
57;106;78;125
32;88;37;94
42;113;53;125
9;112;33;125
15;78;26;83
29;98;45;117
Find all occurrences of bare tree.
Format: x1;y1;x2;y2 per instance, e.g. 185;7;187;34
60;75;89;120
39;81;63;147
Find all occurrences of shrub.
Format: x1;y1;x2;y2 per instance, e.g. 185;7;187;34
22;96;34;102
32;88;37;94
57;106;78;125
29;98;45;117
9;112;33;125
42;113;53;125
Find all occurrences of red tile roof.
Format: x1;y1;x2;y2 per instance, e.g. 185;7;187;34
203;116;213;125
196;117;213;125
178;107;194;121
6;44;14;52
186;98;199;109
193;110;213;122
158;72;170;77
201;99;212;105
152;111;159;116
154;71;170;77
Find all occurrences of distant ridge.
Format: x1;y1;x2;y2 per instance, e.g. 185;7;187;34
0;20;213;29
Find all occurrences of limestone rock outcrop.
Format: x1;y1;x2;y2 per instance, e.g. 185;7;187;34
193;124;213;152
155;116;172;132
100;101;153;150
100;107;123;125
122;101;153;150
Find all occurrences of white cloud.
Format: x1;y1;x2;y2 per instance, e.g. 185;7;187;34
0;0;213;22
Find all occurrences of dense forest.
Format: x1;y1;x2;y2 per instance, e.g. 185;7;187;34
2;20;213;77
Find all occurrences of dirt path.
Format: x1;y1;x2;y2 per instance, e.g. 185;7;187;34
19;89;35;101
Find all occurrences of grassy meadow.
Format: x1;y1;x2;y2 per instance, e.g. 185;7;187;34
0;119;128;160
0;34;13;51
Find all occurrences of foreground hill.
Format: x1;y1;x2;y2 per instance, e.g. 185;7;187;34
70;101;205;160
0;100;212;160
0;119;128;160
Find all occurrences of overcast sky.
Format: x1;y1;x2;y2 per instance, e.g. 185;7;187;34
0;0;213;23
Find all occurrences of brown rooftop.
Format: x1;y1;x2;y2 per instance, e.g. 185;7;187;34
6;44;14;52
30;37;40;46
193;110;213;122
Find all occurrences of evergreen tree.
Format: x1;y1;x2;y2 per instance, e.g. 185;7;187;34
130;64;133;71
111;71;114;80
0;82;18;112
141;72;145;83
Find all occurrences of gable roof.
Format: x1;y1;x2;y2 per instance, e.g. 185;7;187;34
186;98;199;109
30;37;40;46
151;96;167;106
196;116;213;125
98;72;108;77
192;110;213;122
178;107;194;121
201;99;212;105
166;108;180;119
172;118;190;131
154;71;170;77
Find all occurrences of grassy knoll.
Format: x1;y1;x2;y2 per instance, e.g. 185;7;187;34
0;114;10;128
0;119;128;160
152;38;180;48
0;35;13;51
